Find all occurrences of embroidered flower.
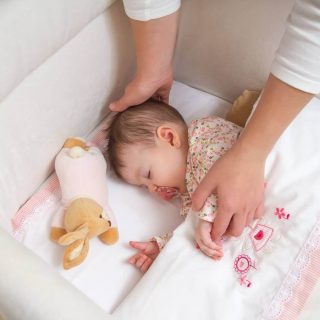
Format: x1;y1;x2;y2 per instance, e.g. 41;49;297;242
274;208;290;220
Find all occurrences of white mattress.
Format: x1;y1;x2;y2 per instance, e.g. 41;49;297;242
19;81;232;313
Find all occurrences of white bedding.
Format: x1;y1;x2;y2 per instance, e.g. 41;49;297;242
20;81;320;318
113;97;320;319
19;81;232;313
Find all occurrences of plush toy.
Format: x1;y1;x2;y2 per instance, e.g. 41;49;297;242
50;137;119;269
226;89;261;127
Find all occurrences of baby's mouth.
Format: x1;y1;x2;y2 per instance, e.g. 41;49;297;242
155;186;180;201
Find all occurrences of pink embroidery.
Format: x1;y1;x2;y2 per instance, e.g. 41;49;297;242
239;274;252;287
234;255;256;288
274;208;290;220
234;254;256;274
249;224;274;251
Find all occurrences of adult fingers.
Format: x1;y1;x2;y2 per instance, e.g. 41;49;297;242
226;212;248;237
254;201;264;219
210;207;234;244
153;83;172;104
246;210;255;227
109;90;144;112
191;170;217;211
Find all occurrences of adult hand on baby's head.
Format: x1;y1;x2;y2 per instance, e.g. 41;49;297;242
191;144;265;243
129;241;160;273
109;72;173;112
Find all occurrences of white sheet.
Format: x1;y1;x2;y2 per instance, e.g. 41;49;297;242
113;97;320;319
20;81;232;313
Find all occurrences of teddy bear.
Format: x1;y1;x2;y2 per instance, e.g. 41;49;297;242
50;137;119;269
226;89;261;127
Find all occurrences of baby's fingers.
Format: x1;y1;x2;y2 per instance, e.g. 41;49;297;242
198;241;223;260
140;257;153;273
129;252;149;266
129;253;153;273
197;238;223;259
128;252;142;265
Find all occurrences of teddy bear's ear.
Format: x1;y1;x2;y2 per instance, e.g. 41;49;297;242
63;137;86;149
58;223;89;246
226;89;260;127
63;238;89;269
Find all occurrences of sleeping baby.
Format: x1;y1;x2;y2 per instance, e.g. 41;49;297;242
105;99;242;273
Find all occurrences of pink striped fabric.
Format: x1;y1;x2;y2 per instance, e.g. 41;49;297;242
263;217;320;320
278;226;320;319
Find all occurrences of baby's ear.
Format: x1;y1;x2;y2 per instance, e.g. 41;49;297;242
156;126;181;147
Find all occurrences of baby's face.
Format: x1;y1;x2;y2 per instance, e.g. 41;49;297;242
119;129;188;200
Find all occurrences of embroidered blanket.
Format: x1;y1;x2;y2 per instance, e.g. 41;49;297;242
114;98;320;320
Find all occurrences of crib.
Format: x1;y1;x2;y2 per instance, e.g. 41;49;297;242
1;0;320;319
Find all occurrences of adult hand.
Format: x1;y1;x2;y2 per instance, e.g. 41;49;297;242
109;12;178;112
109;71;173;112
192;143;265;244
192;75;313;243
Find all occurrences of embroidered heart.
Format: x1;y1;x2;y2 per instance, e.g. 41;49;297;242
254;230;264;240
249;224;274;251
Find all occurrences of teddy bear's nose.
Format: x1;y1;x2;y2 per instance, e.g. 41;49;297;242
69;146;85;158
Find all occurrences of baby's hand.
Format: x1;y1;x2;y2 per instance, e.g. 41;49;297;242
154;186;179;201
195;220;223;260
128;241;160;273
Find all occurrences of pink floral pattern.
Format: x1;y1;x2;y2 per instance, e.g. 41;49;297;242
154;116;242;249
181;116;242;221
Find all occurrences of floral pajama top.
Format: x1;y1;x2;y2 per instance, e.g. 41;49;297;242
153;116;242;249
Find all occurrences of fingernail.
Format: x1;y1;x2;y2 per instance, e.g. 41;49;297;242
109;103;119;112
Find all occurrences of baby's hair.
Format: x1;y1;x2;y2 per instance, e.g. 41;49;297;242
105;99;187;178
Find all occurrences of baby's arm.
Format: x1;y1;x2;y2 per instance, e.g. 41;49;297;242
195;219;223;260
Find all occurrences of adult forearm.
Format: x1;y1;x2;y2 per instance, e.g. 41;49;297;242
237;74;314;161
130;11;179;82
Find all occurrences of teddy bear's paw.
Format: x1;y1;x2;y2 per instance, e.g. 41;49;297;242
63;238;89;269
99;227;119;245
50;227;66;242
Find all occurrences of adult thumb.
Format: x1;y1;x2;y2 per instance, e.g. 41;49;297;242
109;85;149;112
191;173;217;211
109;96;130;112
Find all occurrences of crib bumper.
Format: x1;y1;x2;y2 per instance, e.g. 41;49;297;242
0;228;112;320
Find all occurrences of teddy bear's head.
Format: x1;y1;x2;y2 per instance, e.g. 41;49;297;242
63;198;111;237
